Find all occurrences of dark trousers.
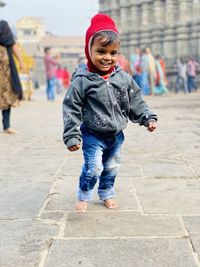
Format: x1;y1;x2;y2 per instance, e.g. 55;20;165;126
2;107;11;130
187;75;197;93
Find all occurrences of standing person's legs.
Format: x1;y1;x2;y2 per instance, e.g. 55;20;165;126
149;72;155;95
49;78;56;101
98;131;124;208
76;128;105;212
2;107;16;134
183;77;188;93
46;79;51;100
191;76;198;90
140;72;150;95
2;107;11;130
187;76;192;93
175;75;180;93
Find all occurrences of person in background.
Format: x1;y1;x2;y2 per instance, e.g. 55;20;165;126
130;47;141;83
140;48;150;95
63;66;71;89
44;47;59;101
186;56;199;93
154;55;168;95
159;55;168;87
117;52;132;75
146;47;156;95
62;14;157;213
0;20;24;134
56;64;64;94
175;58;188;94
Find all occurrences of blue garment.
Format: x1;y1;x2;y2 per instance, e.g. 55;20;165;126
46;77;56;101
77;125;124;201
175;76;188;94
187;75;197;93
140;71;150;95
154;60;168;95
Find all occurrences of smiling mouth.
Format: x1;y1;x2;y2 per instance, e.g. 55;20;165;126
100;61;111;67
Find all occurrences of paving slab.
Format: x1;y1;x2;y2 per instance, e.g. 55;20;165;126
44;239;196;267
0;181;51;219
133;179;200;214
64;212;184;238
0;220;57;267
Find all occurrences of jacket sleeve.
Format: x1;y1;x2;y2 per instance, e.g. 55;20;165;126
128;77;157;126
62;79;85;148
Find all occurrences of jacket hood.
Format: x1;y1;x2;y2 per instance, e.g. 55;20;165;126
85;13;119;75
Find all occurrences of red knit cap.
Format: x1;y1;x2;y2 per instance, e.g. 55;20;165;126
85;13;119;74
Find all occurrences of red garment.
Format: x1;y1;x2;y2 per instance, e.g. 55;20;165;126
117;54;132;75
56;68;64;79
159;59;168;86
85;13;118;75
63;69;71;89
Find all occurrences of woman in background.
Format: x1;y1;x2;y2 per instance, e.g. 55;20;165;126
0;20;24;134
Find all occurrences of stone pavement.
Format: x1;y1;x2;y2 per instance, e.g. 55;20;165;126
0;90;200;267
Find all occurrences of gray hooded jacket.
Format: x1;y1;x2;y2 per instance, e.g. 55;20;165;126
63;65;157;148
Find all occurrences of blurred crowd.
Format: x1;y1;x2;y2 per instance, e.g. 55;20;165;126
118;47;200;96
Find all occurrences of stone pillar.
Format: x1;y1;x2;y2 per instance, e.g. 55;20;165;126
98;0;108;13
139;1;152;49
192;0;200;22
163;0;177;59
110;0;120;26
119;0;130;56
178;0;190;22
165;0;176;25
151;0;165;55
129;3;139;55
190;0;200;57
141;0;152;27
176;0;190;58
119;0;129;35
176;24;189;58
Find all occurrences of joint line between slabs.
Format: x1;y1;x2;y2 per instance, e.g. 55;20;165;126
37;157;69;217
52;235;187;241
130;178;145;214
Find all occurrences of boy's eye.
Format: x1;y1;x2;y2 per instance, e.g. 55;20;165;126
111;51;118;56
96;49;104;53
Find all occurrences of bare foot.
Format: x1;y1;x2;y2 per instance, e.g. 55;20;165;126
75;201;88;213
4;128;17;134
104;199;118;209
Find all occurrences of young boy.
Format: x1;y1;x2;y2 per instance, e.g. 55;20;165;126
63;14;157;212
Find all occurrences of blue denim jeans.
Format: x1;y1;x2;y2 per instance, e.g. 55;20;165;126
46;78;56;100
187;75;197;93
77;125;124;201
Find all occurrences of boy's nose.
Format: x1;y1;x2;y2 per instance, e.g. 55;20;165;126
103;54;111;61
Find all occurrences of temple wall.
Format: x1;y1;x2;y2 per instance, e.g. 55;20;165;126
99;0;200;63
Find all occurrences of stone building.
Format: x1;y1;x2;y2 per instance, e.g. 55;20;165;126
16;17;45;44
99;0;200;65
22;35;84;86
15;17;84;86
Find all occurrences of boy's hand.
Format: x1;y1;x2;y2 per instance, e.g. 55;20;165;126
147;121;157;132
68;144;81;152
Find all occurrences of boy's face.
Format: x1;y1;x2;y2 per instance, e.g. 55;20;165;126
90;37;120;72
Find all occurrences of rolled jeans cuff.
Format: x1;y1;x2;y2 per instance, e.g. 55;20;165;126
98;187;115;201
77;187;93;201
